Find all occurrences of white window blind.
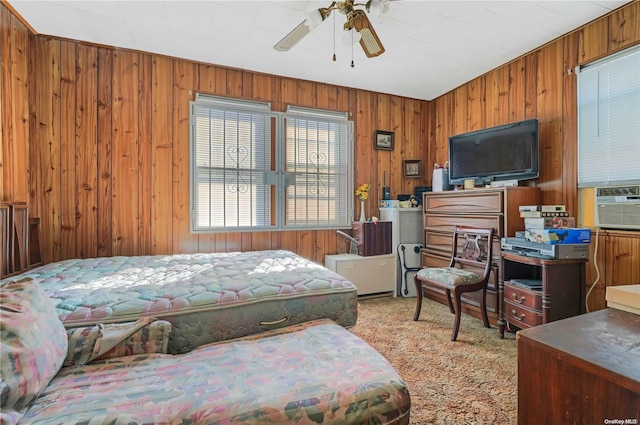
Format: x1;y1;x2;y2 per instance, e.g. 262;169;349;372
283;116;352;228
577;44;640;187
190;95;354;232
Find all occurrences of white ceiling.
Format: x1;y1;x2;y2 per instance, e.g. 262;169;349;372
8;0;631;101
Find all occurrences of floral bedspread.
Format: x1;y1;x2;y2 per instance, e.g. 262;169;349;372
7;250;356;327
20;319;411;425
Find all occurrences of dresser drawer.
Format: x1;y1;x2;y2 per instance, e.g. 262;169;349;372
504;282;542;311
424;191;503;214
424;214;503;236
420;249;450;268
424;231;453;253
504;301;543;327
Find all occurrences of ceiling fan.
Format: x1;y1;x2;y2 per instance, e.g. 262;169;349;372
274;0;390;59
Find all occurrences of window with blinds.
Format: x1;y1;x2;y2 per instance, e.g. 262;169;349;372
283;116;352;228
577;44;640;187
190;95;354;232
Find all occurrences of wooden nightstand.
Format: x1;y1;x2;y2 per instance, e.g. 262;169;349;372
498;251;586;338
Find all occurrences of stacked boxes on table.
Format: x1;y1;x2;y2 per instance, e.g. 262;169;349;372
520;205;591;245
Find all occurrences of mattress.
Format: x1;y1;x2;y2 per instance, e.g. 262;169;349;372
20;319;411;425
8;250;357;353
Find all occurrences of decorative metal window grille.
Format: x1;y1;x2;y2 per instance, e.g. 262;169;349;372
190;95;353;232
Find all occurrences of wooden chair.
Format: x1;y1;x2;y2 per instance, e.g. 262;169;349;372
413;226;494;341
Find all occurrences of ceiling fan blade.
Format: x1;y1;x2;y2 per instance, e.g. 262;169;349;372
273;19;311;52
350;10;385;58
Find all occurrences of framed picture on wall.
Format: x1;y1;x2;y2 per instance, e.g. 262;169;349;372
375;130;394;151
403;160;422;178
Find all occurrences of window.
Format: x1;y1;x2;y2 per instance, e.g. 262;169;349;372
190;95;353;232
577;44;640;187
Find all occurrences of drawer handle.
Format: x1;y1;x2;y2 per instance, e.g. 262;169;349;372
512;293;526;304
260;317;289;326
511;310;526;321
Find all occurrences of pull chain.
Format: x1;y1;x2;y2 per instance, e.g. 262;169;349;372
332;12;337;61
351;28;355;68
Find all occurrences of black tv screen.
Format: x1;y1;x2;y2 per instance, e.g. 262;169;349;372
448;119;539;186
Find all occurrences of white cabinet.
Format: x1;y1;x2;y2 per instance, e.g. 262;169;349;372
325;253;396;296
378;207;423;297
378;207;423;249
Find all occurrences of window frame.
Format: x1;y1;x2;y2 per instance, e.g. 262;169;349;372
189;94;354;233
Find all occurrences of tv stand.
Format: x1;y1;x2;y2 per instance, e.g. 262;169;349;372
490;179;518;188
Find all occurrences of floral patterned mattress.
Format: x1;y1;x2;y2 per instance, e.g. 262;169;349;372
19;319;411;425
8;250;358;353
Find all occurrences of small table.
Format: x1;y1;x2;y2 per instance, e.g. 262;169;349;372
498;251;586;338
517;308;640;424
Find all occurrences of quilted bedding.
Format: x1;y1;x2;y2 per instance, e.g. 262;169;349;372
18;319;411;425
7;250;358;353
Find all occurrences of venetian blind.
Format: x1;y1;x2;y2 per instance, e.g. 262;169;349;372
577;44;640;186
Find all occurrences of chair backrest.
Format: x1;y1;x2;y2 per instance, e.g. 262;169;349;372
449;226;494;281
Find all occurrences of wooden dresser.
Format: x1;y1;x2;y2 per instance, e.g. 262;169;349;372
517;308;640;424
420;186;541;324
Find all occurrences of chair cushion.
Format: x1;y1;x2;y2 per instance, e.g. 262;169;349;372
0;277;68;425
416;267;480;286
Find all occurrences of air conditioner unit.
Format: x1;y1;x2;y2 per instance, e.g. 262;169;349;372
595;185;640;230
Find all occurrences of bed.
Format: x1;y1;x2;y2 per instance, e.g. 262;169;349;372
16;318;411;425
3;250;358;354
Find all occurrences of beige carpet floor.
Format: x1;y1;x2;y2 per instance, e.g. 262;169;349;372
349;296;518;425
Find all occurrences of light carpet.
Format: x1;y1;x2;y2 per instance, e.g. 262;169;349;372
349;296;517;425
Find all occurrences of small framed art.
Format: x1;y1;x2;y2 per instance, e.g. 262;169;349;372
403;160;422;178
375;130;394;151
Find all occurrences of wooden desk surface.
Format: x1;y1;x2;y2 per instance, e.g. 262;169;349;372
517;308;640;391
517;308;640;424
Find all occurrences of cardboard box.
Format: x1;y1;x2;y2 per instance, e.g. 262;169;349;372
525;227;591;244
606;285;640;315
351;221;392;256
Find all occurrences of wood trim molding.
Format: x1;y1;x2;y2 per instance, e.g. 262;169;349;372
0;0;37;34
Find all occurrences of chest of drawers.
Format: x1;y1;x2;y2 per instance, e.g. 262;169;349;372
421;186;541;324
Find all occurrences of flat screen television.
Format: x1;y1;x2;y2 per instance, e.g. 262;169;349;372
448;119;539;186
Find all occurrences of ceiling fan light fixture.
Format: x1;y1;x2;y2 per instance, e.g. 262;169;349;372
366;0;390;17
275;0;387;59
306;9;325;28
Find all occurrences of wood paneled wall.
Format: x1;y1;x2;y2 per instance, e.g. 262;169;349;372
427;1;639;311
1;2;638;280
429;2;639;214
1;2;429;265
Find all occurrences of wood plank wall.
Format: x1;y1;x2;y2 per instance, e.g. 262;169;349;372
427;1;639;312
1;2;638;275
1;2;429;265
429;1;639;217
